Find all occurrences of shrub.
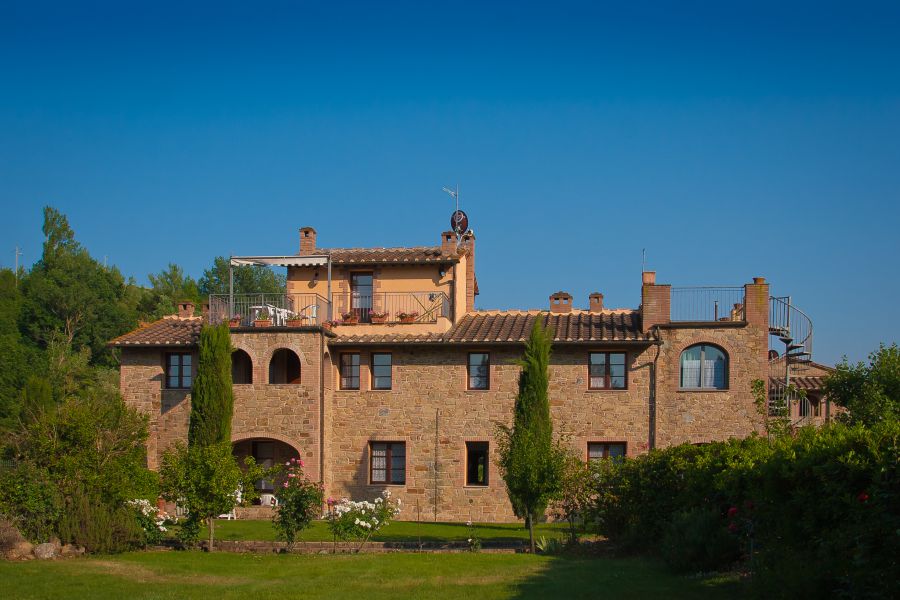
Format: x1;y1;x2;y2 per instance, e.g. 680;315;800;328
660;507;740;573
57;490;144;554
126;499;177;547
550;451;595;544
325;490;401;552
273;457;323;549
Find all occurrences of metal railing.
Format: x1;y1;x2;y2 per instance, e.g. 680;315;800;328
670;287;746;322
769;296;813;359
208;293;331;327
330;291;451;324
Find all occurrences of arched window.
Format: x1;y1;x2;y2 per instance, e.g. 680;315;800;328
680;344;728;389
232;349;253;384
269;349;301;384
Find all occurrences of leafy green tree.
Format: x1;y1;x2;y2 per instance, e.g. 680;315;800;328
20;207;137;366
199;256;286;296
188;324;234;447
0;269;45;429
550;450;595;544
19;376;53;422
141;263;202;319
495;320;564;553
159;442;273;551
825;343;900;426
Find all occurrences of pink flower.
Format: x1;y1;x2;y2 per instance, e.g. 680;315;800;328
283;482;289;488
727;506;739;518
327;497;335;505
299;460;305;467
858;492;869;503
288;473;296;478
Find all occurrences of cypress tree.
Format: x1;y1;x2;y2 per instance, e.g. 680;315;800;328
188;323;234;447
496;319;563;553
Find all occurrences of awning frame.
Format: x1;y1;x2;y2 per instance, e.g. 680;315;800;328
228;254;333;320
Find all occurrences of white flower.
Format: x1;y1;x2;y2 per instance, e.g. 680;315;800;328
466;521;472;527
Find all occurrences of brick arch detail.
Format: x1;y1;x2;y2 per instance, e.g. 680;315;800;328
261;344;308;372
231;430;303;455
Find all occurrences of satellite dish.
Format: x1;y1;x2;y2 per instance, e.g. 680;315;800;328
450;210;468;235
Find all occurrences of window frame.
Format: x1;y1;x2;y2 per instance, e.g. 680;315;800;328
340;352;361;390
588;351;628;390
370;352;392;390
369;441;406;485
679;344;729;390
464;441;490;487
587;442;627;462
165;352;193;390
467;352;490;390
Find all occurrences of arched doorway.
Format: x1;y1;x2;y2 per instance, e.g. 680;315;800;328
232;437;301;505
269;348;301;384
232;349;253;384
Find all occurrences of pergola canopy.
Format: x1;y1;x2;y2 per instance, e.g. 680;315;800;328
230;255;329;267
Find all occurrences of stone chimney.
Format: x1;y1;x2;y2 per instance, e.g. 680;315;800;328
299;227;317;254
461;231;476;313
589;292;604;313
743;277;769;328
440;231;456;255
550;291;573;314
177;301;195;318
640;271;670;333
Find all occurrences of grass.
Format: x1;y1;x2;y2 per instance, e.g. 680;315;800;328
0;550;744;599
199;519;569;543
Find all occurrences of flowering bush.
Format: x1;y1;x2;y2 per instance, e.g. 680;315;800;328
325;490;401;552
273;457;323;549
126;499;177;546
466;520;481;552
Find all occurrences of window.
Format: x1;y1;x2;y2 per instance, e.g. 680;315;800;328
351;272;373;323
680;344;728;390
371;353;392;390
269;348;301;384
370;442;405;484
340;353;360;390
468;353;490;390
589;352;627;389
588;442;626;462
232;349;253;384
166;353;192;389
466;442;489;486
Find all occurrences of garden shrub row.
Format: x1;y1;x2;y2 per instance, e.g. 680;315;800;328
591;421;899;597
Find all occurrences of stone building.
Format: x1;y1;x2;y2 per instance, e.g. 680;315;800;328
111;225;818;522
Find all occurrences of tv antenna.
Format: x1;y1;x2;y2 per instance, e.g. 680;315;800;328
442;184;469;239
14;246;22;287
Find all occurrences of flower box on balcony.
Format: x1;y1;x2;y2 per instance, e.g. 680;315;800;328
397;312;418;324
369;312;388;324
286;318;306;327
341;312;359;325
254;319;272;328
228;317;242;328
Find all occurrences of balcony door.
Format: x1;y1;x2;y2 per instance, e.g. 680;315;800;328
351;272;373;323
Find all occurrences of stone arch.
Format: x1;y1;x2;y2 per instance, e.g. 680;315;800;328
268;348;302;384
231;348;253;384
231;431;304;454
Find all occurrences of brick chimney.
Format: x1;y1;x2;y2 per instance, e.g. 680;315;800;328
550;291;573;314
640;271;670;333
299;227;317;254
461;231;476;313
440;231;456;255
589;292;604;313
743;277;769;328
177;301;195;318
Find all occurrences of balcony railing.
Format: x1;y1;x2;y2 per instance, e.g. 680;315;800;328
208;293;331;327
330;291;451;324
670;287;746;322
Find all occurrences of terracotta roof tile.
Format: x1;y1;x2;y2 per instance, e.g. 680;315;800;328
109;316;203;347
315;246;458;265
328;310;652;345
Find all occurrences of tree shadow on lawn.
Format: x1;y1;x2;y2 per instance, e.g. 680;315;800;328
372;522;567;544
510;552;745;600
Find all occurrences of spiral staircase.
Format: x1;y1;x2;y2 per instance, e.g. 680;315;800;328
769;296;815;424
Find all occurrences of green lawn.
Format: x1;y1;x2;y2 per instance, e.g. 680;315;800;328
200;519;568;543
0;551;744;599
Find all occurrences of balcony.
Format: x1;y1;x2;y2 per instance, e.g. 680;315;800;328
670;287;746;322
208;291;451;327
208;293;331;327
330;291;451;324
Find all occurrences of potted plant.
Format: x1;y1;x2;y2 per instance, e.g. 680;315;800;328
369;310;388;324
397;311;418;324
341;311;359;325
286;314;306;327
322;320;339;331
254;309;273;327
228;314;242;327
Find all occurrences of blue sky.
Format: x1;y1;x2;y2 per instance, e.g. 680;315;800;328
1;1;898;365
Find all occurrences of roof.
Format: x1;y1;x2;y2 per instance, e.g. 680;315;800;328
109;316;202;347
329;310;652;345
314;246;459;265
